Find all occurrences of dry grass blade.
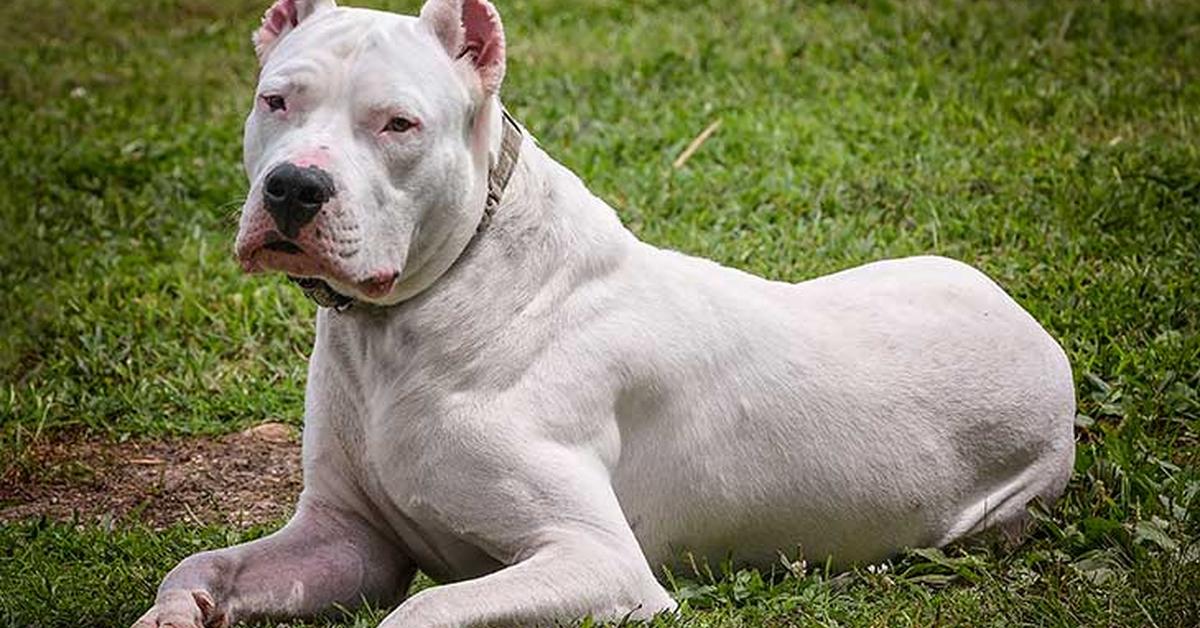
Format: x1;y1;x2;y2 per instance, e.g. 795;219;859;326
672;119;722;169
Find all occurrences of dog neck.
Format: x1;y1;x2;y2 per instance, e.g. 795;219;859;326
320;115;637;363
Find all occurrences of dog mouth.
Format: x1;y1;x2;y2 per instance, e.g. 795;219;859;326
240;231;398;300
263;239;304;255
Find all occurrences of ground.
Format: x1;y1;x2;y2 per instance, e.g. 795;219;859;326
0;424;301;529
1;0;1198;626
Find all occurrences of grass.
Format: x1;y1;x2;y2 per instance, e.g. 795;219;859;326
2;0;1198;625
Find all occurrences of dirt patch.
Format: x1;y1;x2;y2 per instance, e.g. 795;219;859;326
0;424;302;529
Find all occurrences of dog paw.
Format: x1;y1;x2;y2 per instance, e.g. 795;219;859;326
132;590;225;628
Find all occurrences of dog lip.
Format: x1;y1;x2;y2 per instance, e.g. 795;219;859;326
237;226;396;298
240;244;397;300
356;270;400;298
263;240;304;254
240;244;328;278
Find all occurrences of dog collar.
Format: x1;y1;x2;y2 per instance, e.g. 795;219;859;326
289;109;523;311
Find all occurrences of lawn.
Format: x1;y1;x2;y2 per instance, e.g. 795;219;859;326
2;0;1198;626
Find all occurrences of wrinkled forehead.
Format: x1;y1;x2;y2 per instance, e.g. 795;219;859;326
258;7;468;114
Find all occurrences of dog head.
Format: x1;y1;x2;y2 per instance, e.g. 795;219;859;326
235;0;507;304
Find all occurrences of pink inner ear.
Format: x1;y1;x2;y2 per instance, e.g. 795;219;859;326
255;0;300;54
460;0;505;93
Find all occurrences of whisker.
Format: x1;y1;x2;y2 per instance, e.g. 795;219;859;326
212;198;246;223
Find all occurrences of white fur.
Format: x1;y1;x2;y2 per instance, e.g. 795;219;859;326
137;2;1075;627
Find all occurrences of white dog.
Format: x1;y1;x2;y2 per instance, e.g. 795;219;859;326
136;0;1076;626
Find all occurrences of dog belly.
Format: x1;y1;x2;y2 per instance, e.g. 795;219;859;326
613;399;966;570
608;255;1075;570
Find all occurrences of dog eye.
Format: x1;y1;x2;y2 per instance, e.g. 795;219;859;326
382;116;415;133
261;94;286;112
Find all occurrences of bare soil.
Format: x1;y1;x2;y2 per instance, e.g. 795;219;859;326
0;424;302;529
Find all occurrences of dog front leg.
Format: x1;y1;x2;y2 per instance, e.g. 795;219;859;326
375;447;676;628
133;497;413;627
379;532;675;628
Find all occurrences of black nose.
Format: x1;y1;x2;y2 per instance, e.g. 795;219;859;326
262;163;335;238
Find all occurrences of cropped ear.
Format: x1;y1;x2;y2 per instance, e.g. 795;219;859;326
253;0;337;64
418;0;506;95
